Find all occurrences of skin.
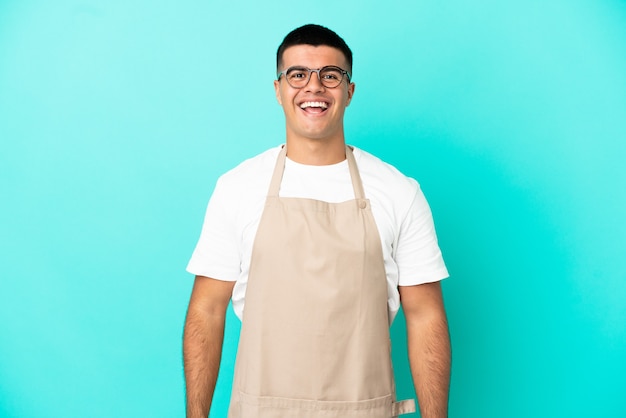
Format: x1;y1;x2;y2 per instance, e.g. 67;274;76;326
274;45;355;165
183;276;234;418
400;282;451;418
183;43;451;418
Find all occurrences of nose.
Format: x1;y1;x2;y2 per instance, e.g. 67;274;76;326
304;70;325;92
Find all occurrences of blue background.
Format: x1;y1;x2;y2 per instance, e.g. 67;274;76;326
1;1;625;417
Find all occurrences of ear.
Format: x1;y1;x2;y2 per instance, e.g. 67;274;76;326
274;80;283;105
345;82;355;107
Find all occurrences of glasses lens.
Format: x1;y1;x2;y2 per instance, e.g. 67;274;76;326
285;67;310;88
319;67;343;88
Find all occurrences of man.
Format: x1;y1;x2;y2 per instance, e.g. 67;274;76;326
184;24;451;418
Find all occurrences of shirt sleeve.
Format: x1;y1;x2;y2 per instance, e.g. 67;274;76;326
186;176;241;281
394;185;449;286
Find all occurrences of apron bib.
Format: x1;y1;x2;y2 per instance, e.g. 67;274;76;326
228;146;415;417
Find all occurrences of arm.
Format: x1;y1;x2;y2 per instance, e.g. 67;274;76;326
399;281;451;418
183;275;235;418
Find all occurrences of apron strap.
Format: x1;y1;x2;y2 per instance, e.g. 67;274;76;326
345;145;366;200
392;399;417;416
267;145;367;200
267;145;288;197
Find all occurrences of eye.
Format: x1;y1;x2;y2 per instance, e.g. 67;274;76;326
286;67;309;80
320;67;343;81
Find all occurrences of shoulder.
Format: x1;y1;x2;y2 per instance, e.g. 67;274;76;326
215;145;282;191
207;145;281;217
352;146;421;205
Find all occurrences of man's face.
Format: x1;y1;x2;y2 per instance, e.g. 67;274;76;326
274;45;355;143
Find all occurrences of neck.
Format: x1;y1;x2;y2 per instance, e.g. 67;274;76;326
285;136;346;166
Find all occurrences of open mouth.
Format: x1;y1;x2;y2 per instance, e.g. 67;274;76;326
299;101;329;114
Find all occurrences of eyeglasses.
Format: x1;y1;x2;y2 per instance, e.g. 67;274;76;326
277;66;351;89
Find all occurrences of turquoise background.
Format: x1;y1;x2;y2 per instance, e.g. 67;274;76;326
1;0;625;417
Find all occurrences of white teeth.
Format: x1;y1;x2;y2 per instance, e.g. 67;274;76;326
300;101;328;109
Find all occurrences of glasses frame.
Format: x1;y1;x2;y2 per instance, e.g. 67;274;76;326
277;65;352;89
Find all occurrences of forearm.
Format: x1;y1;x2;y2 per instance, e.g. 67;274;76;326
183;307;226;418
406;311;451;418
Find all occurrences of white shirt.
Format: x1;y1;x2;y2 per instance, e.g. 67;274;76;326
187;145;448;323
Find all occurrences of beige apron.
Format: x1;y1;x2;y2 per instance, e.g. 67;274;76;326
228;146;415;417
